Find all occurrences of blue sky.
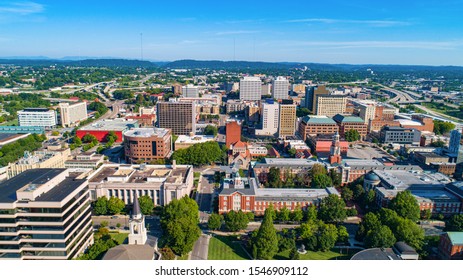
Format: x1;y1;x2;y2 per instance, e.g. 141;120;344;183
0;0;462;65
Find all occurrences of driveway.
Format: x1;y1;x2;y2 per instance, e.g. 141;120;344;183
190;234;211;260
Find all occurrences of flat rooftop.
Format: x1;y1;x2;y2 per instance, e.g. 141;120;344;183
301;115;336;125
36;177;86;202
89;164;190;185
255;187;338;201
373;170;450;190
124;128;169;138
0;169;66;203
79;119;138;132
260;158;319;166
175;135;215;144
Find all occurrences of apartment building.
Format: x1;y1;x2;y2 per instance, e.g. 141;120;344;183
59;102;88;128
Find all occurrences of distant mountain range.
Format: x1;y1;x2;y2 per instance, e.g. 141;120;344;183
0;57;462;72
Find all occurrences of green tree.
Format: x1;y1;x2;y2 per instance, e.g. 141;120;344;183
204;125;218;136
94;197;108;215
305;205;318;222
394;218;425;250
311;173;333;188
138;195;154;216
341;187;353;202
172;141;222;166
253;208;279;259
207;213;223;230
433;120;455;135
309;164;327;177
277;208;290;222
356;212;381;241
420;209;432;220
159;247;176;260
317;223;338;251
73;135;82;146
362;190;376;210
288;148;297;158
51;131;60;136
445;214;463;231
161;196;201;256
351;184;365;201
364;225;396;248
389;191;420;222
337;225;349;243
345;129;361;142
224;210;249;232
267;167;282;188
290;207;304;223
318;194;347;224
328;169;342;187
107;197;125;215
289;247;300;260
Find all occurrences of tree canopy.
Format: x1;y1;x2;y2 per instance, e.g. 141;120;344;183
172;141;223;166
445;214;463;231
318;194;347;224
224;210;250;232
204;125;218;137
345;129;361;142
160;196;201;256
252;208;279;259
389;191;420;222
138;195;154;216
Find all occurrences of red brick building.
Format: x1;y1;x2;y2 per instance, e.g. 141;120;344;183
332;114;368;140
226;121;241;148
439;232;463;260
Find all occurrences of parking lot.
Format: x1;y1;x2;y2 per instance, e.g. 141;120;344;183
347;146;389;160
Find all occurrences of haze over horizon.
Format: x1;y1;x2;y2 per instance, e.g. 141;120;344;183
1;1;463;66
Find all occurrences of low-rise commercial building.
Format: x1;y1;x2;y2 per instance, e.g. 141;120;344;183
252;158;320;184
0;168;93;260
333;114;368;140
174;135;215;151
87;163;194;206
64;151;105;170
439;232;463;260
298;115;339;140
77;119;139;142
7;148;71;179
380;126;421;145
18;108;57;129
123;128;172;163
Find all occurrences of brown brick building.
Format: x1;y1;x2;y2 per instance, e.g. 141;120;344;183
226;121;241;148
298;115;339;140
439;232;463;260
124;128;172;163
333;114;368;140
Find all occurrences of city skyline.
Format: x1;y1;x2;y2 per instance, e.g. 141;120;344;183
0;1;463;65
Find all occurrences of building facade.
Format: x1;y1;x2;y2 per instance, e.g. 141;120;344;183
255;100;279;136
123;128;172;163
298;115;339;140
181;84;199;98
271;76;289;100
439;232;463;260
226;121;241;148
156;101;196;135
333;114;368;140
239;77;262;101
18;108;57;129
59;102;88;128
77;119;138;143
87;163;194;206
380;126;421;145
278;104;296;138
0;169;93;260
315;96;347;117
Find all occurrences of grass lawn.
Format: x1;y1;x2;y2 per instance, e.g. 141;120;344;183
0;119;18;126
421;102;463;121
274;248;361;260
109;232;128;245
208;235;251;260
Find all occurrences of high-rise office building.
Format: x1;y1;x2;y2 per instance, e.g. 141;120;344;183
0;168;93;260
305;85;329;112
271;77;289;100
255;100;279;136
181;84;199;98
59;102;88;127
157;101;196;135
315;96;347;117
456;144;463;180
18;108;57;129
449;129;462;154
239;77;262;101
278;103;297;138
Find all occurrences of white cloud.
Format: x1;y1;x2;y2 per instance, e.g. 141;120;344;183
284;18;411;27
0;1;44;15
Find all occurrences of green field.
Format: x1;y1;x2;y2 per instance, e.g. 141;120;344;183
274;248;360;260
0;119;18;126
109;232;128;245
208;235;251;260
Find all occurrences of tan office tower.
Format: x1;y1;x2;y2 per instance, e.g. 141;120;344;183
157;101;196;135
59;102;88;127
359;103;376;124
315;96;347;117
278;104;297;138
